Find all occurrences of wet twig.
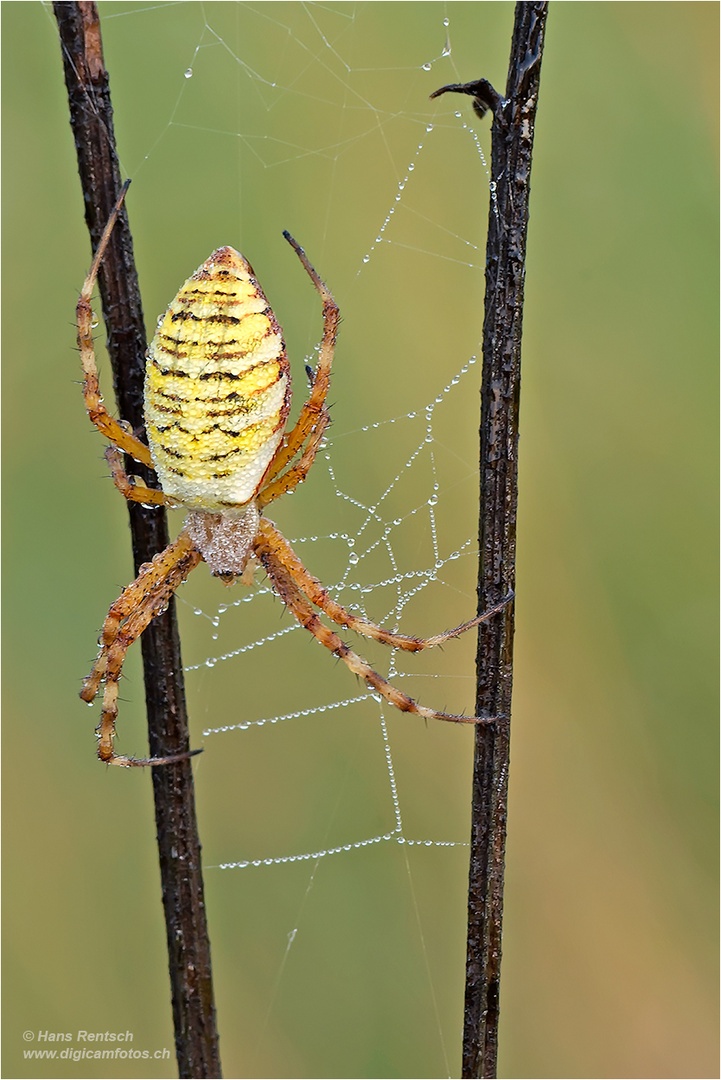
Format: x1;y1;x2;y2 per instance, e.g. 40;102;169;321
433;3;548;1075
54;4;221;1076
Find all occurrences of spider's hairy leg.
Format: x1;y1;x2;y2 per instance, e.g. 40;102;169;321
76;180;153;468
256;517;513;648
80;532;199;703
257;408;330;508
81;532;203;767
256;545;500;726
105;446;174;507
258;233;339;503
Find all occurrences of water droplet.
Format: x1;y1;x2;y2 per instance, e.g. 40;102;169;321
427;494;438;507
363;255;370;264
184;68;193;79
408;163;415;172
426;123;433;133
348;552;359;565
422;62;432;72
443;16;449;26
442;44;451;57
90;316;99;329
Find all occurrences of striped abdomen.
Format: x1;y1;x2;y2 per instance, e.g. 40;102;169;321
145;246;291;510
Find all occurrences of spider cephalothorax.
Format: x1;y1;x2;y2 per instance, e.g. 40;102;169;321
78;192;508;767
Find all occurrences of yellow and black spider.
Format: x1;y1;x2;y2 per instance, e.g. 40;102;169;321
78;192;507;767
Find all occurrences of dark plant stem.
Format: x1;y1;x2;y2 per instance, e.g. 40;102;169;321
54;4;221;1076
433;3;548;1076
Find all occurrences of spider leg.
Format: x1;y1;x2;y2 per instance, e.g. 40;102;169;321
255;543;499;726
257;406;330;507
259;232;339;500
256;517;513;649
81;531;202;766
76;181;154;468
81;532;199;702
105;446;174;507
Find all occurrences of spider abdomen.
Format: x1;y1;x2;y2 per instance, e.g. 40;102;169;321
145;246;291;510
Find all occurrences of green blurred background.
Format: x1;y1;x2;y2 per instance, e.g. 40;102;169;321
3;3;717;1078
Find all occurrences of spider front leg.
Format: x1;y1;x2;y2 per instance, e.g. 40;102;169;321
81;532;202;766
256;517;513;650
256;542;502;726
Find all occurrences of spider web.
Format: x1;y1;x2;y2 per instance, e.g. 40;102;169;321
190;348;483;870
173;23;492;857
82;3;500;1076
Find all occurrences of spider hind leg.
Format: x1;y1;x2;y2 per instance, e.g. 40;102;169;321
257;233;339;508
76;182;155;469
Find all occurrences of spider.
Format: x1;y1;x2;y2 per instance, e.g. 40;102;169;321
78;189;509;767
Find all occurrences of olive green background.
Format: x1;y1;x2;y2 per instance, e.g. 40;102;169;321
3;3;717;1078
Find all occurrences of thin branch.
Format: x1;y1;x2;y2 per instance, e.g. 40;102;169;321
433;3;548;1076
53;4;221;1076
